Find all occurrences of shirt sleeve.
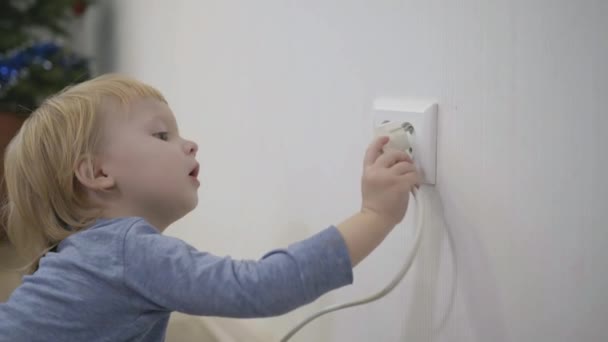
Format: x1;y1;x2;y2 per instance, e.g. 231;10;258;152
122;219;353;317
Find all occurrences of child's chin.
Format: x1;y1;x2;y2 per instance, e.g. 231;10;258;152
186;195;199;212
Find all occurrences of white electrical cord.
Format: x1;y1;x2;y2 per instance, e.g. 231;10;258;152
280;184;428;342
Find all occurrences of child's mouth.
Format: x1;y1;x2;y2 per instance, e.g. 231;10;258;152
189;163;200;178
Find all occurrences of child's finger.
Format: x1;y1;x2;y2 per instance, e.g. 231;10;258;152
402;153;414;163
363;136;389;166
376;150;409;168
391;161;416;175
400;171;422;188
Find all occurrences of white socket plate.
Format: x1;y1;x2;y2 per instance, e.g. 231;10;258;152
372;98;438;185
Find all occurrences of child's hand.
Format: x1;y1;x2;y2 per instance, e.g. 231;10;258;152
336;137;421;267
360;136;421;227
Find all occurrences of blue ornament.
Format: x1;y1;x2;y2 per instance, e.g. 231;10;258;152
11;50;29;69
31;42;59;58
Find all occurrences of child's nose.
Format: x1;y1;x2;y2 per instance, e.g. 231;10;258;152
184;140;198;156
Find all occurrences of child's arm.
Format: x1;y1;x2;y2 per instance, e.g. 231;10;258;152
122;221;352;318
121;137;419;318
337;136;420;267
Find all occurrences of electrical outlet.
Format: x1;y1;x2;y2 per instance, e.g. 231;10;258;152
372;98;438;185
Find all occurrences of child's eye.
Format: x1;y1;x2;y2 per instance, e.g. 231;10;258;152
153;132;169;141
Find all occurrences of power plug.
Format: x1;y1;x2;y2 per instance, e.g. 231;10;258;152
374;120;415;157
372;98;438;185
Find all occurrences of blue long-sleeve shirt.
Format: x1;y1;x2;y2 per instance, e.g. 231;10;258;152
0;217;353;341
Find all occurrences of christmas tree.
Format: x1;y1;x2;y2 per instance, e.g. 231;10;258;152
0;0;93;114
0;0;93;241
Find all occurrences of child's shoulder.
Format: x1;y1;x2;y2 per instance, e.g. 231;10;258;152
86;216;161;234
58;216;158;251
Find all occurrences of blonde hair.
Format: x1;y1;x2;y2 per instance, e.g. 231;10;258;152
2;73;166;274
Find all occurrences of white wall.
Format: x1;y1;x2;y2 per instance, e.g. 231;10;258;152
104;1;608;341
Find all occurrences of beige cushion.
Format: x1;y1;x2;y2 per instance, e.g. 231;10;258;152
166;313;220;342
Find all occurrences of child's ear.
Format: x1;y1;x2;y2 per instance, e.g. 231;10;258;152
74;155;115;191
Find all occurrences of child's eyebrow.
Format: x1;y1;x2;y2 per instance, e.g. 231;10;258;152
144;113;179;133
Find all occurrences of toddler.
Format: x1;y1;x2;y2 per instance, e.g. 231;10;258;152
0;74;419;341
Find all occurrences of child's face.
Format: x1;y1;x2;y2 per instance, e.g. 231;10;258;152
98;98;200;228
